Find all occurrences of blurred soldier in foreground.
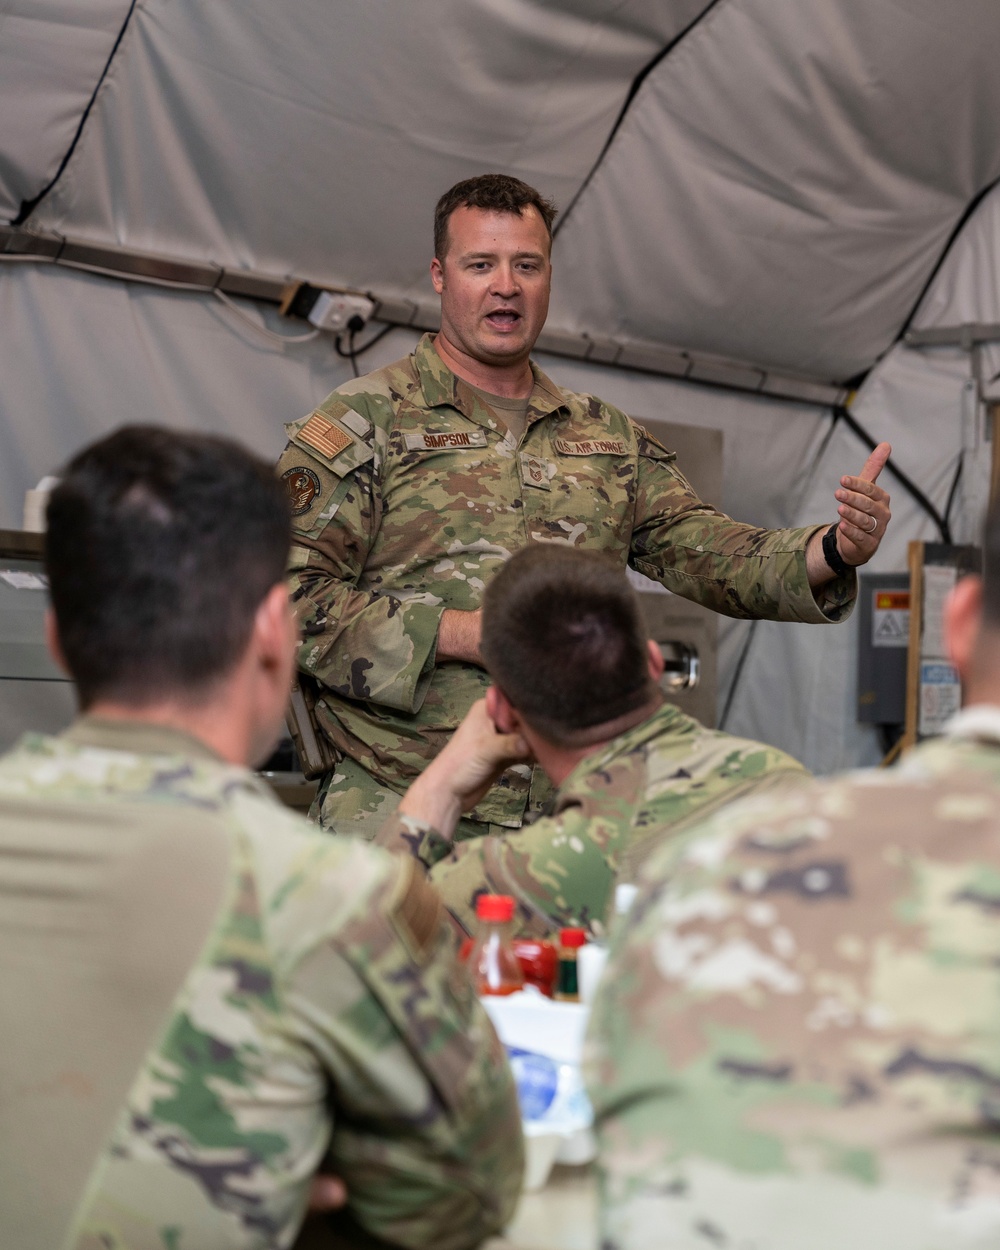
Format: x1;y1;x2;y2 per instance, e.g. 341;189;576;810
586;503;1000;1249
377;545;807;935
277;172;890;841
0;427;521;1250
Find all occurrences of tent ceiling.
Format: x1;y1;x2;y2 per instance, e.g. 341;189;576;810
3;0;1000;388
552;0;1000;382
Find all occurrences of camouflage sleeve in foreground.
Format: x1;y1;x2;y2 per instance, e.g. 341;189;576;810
77;797;523;1250
629;423;856;623
279;399;443;716
265;841;525;1250
586;761;1000;1250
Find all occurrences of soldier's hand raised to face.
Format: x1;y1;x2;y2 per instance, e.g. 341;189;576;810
396;699;531;838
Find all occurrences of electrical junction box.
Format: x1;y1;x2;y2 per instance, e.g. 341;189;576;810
857;572;910;726
307;291;375;332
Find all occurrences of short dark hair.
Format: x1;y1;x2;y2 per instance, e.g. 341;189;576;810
434;174;558;261
480;546;652;744
46;426;291;708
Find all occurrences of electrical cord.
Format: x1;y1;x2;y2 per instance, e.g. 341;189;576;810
0;251;323;348
942;456;964;533
335;320;396;377
212;288;321;344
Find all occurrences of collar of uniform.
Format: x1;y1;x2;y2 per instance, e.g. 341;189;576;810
942;703;1000;747
62;715;228;764
562;699;688;789
413;333;569;423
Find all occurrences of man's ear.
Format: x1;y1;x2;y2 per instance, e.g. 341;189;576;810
646;638;665;684
430;256;444;294
945;574;983;682
253;583;297;676
44;608;70;676
486;684;521;734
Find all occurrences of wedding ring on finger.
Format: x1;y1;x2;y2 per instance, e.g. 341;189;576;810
865;513;877;534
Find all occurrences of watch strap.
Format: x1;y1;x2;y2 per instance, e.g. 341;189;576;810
821;521;850;578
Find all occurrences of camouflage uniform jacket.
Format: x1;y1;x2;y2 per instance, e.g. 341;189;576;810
378;700;807;936
278;335;853;828
1;718;522;1250
586;705;1000;1250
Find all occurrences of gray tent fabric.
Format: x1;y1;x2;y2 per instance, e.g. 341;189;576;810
552;0;1000;382
25;1;705;281
3;0;1000;768
0;0;132;219
724;179;1000;773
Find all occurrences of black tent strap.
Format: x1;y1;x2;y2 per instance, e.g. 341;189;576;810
12;0;141;227
0;224;846;408
555;0;725;236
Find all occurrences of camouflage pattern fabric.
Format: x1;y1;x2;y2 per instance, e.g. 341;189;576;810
278;335;853;832
378;701;807;936
316;751;519;844
586;711;1000;1250
4;718;522;1250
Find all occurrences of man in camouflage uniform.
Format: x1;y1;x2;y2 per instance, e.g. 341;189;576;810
0;427;521;1250
585;506;1000;1249
377;546;807;935
277;173;892;839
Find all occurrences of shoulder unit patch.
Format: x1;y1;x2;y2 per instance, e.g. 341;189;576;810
282;466;322;515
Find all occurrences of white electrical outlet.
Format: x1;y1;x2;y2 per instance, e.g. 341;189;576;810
307;291;376;332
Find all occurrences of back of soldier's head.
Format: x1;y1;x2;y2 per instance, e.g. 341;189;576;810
46;425;290;709
481;545;652;744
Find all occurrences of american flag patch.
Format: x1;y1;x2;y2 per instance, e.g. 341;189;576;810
298;412;352;460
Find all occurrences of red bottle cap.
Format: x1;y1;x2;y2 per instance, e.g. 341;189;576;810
476;894;516;923
559;927;587;948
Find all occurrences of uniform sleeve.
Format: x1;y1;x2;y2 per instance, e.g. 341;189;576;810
628;422;855;623
410;802;622;937
279;403;444;716
275;845;524;1250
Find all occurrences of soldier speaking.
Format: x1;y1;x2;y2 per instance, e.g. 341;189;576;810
276;173;892;839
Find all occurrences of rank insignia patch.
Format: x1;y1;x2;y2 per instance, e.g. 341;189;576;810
520;452;556;490
283;466;322;515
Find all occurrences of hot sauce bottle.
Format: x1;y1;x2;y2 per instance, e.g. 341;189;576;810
555;927;587;1001
511;937;558;997
469;894;525;996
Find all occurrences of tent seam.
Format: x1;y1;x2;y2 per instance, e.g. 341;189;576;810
897;172;1000;341
10;0;141;227
553;0;729;237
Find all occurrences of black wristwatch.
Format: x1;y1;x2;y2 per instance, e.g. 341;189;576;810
821;521;850;578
